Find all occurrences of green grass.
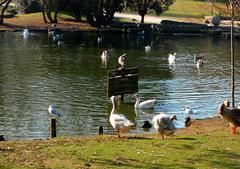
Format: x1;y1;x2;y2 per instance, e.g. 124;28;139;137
1;129;240;169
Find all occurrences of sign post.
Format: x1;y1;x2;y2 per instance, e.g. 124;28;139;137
107;67;138;102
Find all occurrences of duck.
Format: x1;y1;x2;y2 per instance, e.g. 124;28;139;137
134;94;156;109
194;55;203;63
218;101;240;135
185;116;192;127
48;104;62;117
142;121;152;131
196;59;203;69
152;113;177;139
118;53;127;68
145;45;151;53
184;106;194;114
168;53;176;64
109;96;134;138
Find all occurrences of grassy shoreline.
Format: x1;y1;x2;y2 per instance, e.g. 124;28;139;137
1;116;240;169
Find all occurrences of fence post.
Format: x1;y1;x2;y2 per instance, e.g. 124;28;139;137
51;118;57;138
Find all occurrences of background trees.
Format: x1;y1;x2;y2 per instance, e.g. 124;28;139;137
126;0;174;23
0;0;12;24
209;0;240;107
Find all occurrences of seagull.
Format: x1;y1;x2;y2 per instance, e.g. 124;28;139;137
48;105;61;117
185;106;194;114
168;53;176;64
118;53;127;68
101;50;108;60
145;46;151;53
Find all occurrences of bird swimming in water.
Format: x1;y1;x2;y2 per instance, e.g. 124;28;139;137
168;53;176;65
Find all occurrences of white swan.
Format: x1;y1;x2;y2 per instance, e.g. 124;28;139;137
134;94;156;109
168;53;176;64
152;113;177;139
145;45;151;53
109;96;134;138
48;105;61;117
118;53;127;68
185;106;194;114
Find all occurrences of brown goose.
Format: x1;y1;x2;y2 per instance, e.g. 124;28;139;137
218;101;240;134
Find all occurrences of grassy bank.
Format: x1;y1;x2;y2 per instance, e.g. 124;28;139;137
1;117;240;169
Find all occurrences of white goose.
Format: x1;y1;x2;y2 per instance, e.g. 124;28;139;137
168;53;176;64
152;113;177;139
145;45;151;53
109;96;134;138
134;94;156;109
118;53;127;68
48;104;61;117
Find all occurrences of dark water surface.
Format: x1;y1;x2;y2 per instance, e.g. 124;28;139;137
0;31;239;139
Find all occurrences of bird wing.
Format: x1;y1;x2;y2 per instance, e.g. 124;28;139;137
112;114;133;127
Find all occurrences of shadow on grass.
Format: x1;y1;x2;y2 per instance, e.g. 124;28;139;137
176;137;197;141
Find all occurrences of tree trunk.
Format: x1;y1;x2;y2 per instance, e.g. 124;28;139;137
141;14;145;23
53;11;58;23
230;2;235;107
0;0;12;25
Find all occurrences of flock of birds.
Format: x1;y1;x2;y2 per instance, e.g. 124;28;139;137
23;28;240;138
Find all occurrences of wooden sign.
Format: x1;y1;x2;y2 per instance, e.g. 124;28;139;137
107;67;138;97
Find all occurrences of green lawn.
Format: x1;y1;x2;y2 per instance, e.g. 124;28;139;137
1;126;240;169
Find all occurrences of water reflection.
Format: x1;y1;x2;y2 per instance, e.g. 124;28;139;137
0;31;239;140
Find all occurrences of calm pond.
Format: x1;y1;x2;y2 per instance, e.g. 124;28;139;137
0;31;239;140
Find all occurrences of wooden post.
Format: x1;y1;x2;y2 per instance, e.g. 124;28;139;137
0;135;5;141
51;118;57;138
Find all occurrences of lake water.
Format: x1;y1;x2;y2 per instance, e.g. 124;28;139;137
0;31;239;140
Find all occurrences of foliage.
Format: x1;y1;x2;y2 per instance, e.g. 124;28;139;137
0;0;12;24
127;0;174;23
209;0;240;19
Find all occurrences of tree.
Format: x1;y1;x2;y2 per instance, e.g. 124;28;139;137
127;0;174;23
68;0;83;21
0;0;12;25
37;0;69;23
82;0;124;27
209;0;240;107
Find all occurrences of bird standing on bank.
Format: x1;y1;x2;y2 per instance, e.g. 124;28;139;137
218;101;240;135
152;113;177;139
109;96;134;138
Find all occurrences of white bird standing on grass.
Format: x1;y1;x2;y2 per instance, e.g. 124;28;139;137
109;96;134;138
168;53;176;64
134;94;156;109
48;105;62;117
152;113;177;139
